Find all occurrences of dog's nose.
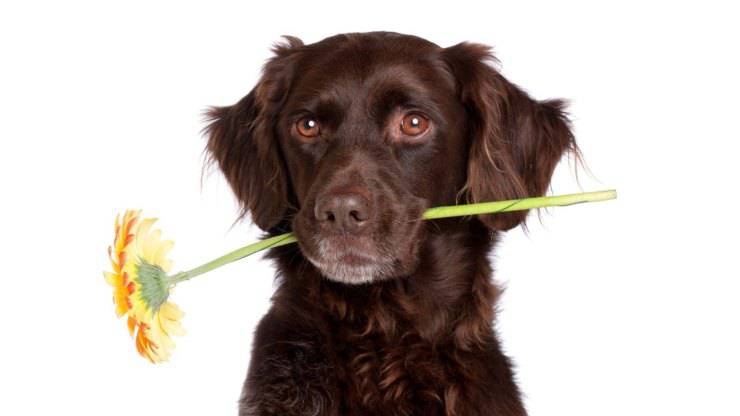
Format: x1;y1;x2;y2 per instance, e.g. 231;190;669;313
314;192;371;233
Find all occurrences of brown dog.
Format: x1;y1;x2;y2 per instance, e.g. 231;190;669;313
207;32;577;416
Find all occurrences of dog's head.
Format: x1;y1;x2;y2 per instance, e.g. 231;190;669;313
207;32;577;284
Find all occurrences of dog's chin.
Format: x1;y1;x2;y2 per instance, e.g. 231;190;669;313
303;237;396;285
308;257;393;285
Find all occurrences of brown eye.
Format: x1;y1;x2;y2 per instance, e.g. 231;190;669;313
400;113;430;136
296;117;320;138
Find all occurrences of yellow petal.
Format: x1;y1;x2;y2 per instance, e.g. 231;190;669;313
152;239;174;271
103;271;119;286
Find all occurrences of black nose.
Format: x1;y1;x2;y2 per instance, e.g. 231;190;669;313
314;192;372;233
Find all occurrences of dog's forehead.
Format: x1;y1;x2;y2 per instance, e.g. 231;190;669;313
289;40;455;110
305;32;440;70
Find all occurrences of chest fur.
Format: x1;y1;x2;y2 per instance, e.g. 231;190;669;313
329;324;467;416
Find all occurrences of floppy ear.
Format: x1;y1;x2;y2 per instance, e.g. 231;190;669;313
444;42;578;231
205;37;303;230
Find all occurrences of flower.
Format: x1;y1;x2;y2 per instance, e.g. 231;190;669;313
102;190;616;363
104;210;184;363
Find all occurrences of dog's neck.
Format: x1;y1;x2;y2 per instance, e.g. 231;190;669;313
269;219;500;350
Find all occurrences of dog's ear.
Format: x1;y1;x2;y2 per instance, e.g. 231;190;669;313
205;37;303;230
443;42;578;231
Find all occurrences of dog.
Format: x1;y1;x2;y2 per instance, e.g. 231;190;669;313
207;32;577;416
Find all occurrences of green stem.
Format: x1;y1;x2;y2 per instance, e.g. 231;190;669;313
423;189;617;219
168;233;298;284
168;189;616;285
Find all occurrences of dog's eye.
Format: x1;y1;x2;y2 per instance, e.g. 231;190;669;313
400;113;430;136
296;117;321;138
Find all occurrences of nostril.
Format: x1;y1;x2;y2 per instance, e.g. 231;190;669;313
349;210;363;223
315;191;372;229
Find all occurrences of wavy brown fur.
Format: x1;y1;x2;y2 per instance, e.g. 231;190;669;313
206;32;577;415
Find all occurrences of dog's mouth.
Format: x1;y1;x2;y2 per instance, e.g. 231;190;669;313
292;183;428;285
301;235;396;285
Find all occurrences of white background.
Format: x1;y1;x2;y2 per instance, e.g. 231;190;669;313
1;1;738;415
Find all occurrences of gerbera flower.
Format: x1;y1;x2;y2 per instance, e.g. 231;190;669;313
104;210;184;363
103;190;615;363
